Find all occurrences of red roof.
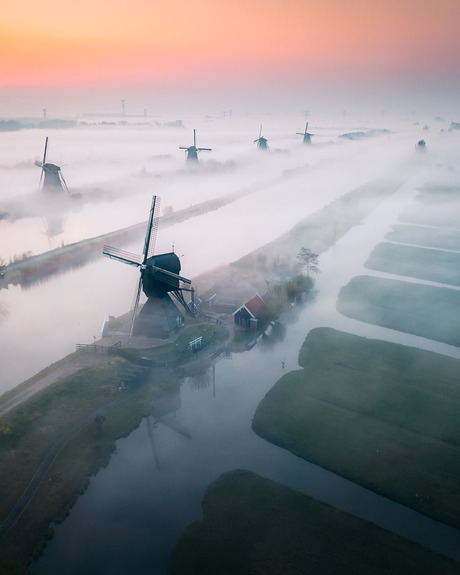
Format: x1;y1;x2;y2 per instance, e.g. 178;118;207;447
244;294;266;318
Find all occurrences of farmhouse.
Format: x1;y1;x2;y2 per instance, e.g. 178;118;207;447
233;294;267;330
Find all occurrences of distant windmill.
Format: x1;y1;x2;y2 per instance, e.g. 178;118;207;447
179;129;212;163
103;196;194;339
34;137;69;193
297;122;314;145
254;125;269;150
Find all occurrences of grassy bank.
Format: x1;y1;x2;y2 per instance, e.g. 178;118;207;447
385;223;460;251
337;275;460;346
0;319;228;573
194;178;402;300
365;242;460;286
168;469;460;575
252;328;460;529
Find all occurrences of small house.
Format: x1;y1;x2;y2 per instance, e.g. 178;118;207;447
233;294;267;331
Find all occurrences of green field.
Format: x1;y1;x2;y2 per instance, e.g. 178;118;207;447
365;242;460;285
252;328;460;529
169;469;460;575
385;224;460;251
337;275;460;346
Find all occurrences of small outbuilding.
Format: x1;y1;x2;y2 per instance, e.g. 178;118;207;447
233;294;267;331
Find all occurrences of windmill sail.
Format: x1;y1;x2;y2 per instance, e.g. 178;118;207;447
297;122;314;144
102;246;143;266
144;195;161;260
103;195;193;338
254;125;268;150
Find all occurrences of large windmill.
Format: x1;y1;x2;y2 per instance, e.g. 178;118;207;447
35;137;69;193
103;196;194;339
254;125;269;150
297;122;314;145
179;129;212;163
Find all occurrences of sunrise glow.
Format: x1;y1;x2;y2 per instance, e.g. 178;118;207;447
1;0;460;113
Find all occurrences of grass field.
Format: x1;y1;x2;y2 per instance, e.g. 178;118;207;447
252;328;460;530
169;469;460;575
385;223;460;251
365;242;460;285
337;275;460;346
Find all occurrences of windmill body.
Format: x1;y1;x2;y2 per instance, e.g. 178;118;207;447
103;196;193;339
179;129;211;163
142;253;182;297
297;122;314;145
254;125;269;150
35;137;69;193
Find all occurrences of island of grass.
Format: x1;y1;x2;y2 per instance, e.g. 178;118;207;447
168;469;460;575
252;328;460;530
385;223;460;251
337;275;460;346
365;242;460;286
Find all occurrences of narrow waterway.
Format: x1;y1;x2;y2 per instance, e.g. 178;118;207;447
32;176;460;574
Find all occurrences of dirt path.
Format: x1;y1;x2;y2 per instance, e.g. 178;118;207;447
0;352;110;418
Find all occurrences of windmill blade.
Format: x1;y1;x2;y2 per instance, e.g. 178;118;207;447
143;195;161;262
38;168;44;192
59;172;69;193
197;147;212;152
130;275;143;335
42;137;49;166
305;122;309;133
259;125;262;139
179;146;189;150
193;129;196;147
146;263;191;285
102;245;142;267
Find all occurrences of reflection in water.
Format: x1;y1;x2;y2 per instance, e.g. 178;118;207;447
182;358;212;392
146;417;161;471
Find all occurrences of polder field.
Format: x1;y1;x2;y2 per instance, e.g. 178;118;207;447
247;182;460;565
170;326;460;574
169;180;460;573
252;327;460;529
337;183;460;343
169;469;460;575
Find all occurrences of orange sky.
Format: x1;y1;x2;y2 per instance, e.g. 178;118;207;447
2;0;460;112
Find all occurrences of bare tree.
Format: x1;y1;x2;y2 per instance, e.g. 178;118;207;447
297;247;320;276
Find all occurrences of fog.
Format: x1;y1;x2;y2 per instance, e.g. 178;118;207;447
1;110;459;393
2;107;460;572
